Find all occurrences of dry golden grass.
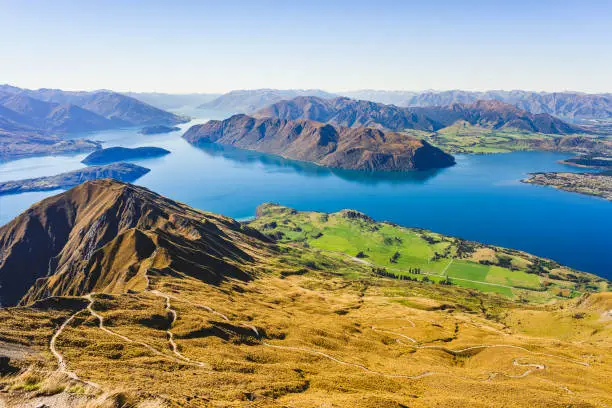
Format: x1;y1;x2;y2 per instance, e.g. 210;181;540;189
1;260;611;407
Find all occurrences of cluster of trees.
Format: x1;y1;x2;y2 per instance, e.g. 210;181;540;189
497;255;516;270
439;277;453;285
370;267;453;286
455;239;476;258
390;251;401;263
420;234;440;244
527;259;548;275
372;267;419;281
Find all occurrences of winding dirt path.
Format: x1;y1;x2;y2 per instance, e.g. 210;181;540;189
49;309;100;388
150;290;208;367
401;342;589;367
371;326;417;343
84;293;206;367
262;341;437;380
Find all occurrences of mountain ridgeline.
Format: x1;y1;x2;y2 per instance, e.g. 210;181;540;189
197;88;612;122
0;85;187;132
255;96;582;134
182;114;455;171
0;179;270;307
343;90;612;121
0;84;187;160
197;88;337;114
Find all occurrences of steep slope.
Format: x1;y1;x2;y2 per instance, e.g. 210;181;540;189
198;88;337;113
0;179;272;306
256;96;582;134
183;114;455;171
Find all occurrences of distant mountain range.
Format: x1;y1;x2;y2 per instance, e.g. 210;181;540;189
197;88;612;122
197;89;336;114
255;96;581;134
125;92;220;110
343;90;612;122
0;85;187;134
183;114;455;171
0;85;187;160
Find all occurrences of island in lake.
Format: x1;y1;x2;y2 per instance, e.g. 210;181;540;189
139;125;181;134
522;171;612;201
81;146;171;165
0;163;150;195
183;114;455;171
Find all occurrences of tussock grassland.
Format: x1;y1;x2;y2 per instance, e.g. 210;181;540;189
0;203;610;407
1;258;611;407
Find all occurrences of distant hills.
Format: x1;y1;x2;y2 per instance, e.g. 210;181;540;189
0;85;187;160
343;90;612;122
197;89;336;114
183;114;455;171
256;96;581;135
198;88;612;122
0;85;187;131
125;92;220;110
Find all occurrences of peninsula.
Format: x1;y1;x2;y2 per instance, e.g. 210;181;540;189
0;163;150;195
182;114;455;171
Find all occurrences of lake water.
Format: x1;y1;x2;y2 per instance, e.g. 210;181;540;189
0;117;610;279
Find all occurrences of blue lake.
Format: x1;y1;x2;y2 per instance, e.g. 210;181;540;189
0;118;610;279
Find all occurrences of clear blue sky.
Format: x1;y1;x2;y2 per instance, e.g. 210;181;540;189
1;0;610;93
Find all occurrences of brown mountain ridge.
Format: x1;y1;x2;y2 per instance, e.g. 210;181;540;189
182;114;455;171
0;179;271;307
255;96;582;134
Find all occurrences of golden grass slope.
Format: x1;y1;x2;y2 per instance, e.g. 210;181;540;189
0;182;610;407
1;244;611;406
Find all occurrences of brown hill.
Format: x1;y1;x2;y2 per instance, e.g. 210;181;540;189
255;96;582;134
182;114;455;171
0;179;272;306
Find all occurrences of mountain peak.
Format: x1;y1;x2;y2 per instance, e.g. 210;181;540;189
0;180;271;307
